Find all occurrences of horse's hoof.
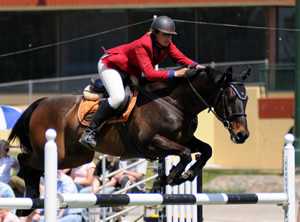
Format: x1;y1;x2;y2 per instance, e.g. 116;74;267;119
169;178;184;186
182;172;189;180
153;175;167;188
150;187;161;193
166;175;174;184
151;176;166;192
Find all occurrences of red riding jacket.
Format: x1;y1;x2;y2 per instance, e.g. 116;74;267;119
101;33;199;82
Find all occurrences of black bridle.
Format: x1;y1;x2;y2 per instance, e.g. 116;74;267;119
187;78;247;130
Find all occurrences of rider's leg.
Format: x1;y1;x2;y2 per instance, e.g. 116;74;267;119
79;58;125;150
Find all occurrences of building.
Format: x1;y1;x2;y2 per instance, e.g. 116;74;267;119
0;0;296;84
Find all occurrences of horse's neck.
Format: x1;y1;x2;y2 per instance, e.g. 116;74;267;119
139;76;220;118
140;79;184;109
174;72;221;117
141;79;170;92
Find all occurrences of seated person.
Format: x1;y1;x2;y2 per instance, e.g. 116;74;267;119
0;183;16;214
63;161;96;191
0;182;15;199
31;170;83;222
0;205;21;222
80;155;119;194
0;140;20;183
114;159;148;193
8;171;25;197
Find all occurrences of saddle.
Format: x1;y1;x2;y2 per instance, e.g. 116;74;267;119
78;76;143;159
78;76;138;126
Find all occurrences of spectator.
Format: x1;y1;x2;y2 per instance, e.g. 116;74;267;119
19;178;44;222
0;181;16;214
0;206;20;222
64;161;96;191
80;155;119;194
0;140;19;183
8;171;25;197
31;170;83;222
0;182;15;199
114;159;148;193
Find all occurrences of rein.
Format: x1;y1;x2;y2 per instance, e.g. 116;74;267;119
187;78;247;129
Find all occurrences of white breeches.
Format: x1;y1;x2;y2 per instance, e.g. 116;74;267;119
98;58;125;109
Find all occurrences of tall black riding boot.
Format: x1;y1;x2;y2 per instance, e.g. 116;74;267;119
79;99;115;150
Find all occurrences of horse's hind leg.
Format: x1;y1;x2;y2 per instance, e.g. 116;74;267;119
16;153;43;217
180;137;212;182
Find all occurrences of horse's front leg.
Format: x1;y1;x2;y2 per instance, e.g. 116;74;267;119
150;135;192;186
180;136;212;182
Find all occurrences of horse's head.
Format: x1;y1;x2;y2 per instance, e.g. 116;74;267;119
213;66;250;144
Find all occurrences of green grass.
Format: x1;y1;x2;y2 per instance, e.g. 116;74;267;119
204;169;281;183
202;169;280;193
202;169;270;185
203;188;247;193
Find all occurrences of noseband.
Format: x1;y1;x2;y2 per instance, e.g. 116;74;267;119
187;79;247;130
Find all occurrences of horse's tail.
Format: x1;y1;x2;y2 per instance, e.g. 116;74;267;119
8;97;47;154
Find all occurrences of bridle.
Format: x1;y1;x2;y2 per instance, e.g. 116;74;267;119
187;78;247;130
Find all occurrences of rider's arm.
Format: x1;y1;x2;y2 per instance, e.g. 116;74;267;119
135;44;172;81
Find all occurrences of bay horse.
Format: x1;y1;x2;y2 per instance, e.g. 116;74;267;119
8;66;250;216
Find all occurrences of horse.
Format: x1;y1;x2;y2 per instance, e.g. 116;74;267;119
8;65;250;216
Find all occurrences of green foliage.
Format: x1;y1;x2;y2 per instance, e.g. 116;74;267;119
202;169;279;185
203;188;247;194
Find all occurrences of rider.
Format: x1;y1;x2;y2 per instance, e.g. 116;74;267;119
79;15;204;150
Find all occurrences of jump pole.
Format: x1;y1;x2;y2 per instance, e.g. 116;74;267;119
284;133;296;222
44;128;58;222
0;192;289;209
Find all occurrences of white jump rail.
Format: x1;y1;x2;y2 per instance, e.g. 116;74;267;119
0;192;288;209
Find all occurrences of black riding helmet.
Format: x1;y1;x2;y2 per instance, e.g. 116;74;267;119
151;16;177;35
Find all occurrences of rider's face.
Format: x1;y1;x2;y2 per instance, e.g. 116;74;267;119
156;31;172;47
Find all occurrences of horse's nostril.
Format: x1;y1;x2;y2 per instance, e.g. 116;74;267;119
237;131;249;141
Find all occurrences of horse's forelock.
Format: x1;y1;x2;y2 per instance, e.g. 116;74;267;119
229;73;247;84
205;66;224;83
206;66;247;85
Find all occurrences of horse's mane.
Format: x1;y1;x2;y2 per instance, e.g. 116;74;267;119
139;66;227;97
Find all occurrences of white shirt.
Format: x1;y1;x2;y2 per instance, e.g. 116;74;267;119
0;156;19;183
119;159;148;179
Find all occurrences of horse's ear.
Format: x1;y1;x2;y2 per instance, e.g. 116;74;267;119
225;66;233;75
241;65;251;80
224;66;233;82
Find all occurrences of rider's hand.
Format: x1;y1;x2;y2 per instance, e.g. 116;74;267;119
195;64;205;69
174;68;190;78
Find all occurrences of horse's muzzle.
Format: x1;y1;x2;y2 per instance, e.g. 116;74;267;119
231;130;249;144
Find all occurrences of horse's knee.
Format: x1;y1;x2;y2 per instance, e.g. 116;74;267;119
181;149;192;164
205;145;212;159
200;144;212;161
